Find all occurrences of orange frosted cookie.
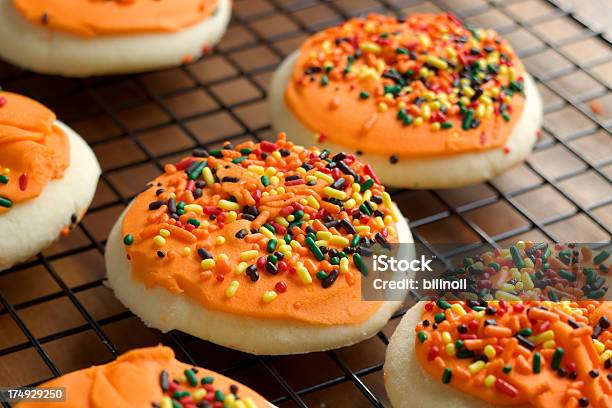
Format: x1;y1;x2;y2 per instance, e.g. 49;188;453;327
105;133;412;354
385;301;611;408
0;91;100;271
15;346;273;408
269;13;543;188
0;0;231;76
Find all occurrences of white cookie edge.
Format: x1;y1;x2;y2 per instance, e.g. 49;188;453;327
0;0;231;77
0;121;101;271
269;51;543;189
105;203;413;355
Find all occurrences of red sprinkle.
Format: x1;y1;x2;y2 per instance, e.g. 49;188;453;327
260;141;278;152
18;174;28;191
495;378;519;398
0;97;6;108
275;281;287;293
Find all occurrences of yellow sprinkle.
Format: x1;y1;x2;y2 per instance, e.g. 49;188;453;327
306;195;320;210
468;360;486;375
305;175;317;183
339;257;349;274
363;189;372;202
225;280;239;298
451;303;466;316
215;236;226;245
279;244;292;257
296;262;312;284
495;290;521;301
323;186;346;200
274;216;289;227
316;231;332;241
345;198;356;209
224;394;236;405
355;225;370;233
264;167;276;177
413;117;423;126
484;375;496;388
531;330;554;344
193;389;206;401
159;228;170;238
431;122;441;131
153;235;166;247
235;262;248;275
262;290;278;303
314;171;334;184
441;331;452;344
202;167;215;186
593;339;605;353
329;235;349;247
378;102;388;112
270;176;280;186
182;247;192;256
184;204;203;214
445;343;456;356
352;192;363;204
542;339;556;349
234;402;246;408
243;398;257;408
218;199;240;211
161;396;173;408
240;250;259;261
600;349;612;362
200;259;215;270
259;226;275;240
359;41;382;54
286;214;295;222
484;345;496;359
226;211;237;223
248;165;264;175
290;240;301;249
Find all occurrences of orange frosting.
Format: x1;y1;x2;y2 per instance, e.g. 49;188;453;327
12;0;219;37
15;346;271;408
414;301;612;407
121;134;400;325
0;92;69;213
285;14;526;157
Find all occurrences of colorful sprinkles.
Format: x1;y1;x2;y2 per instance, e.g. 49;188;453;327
435;242;610;301
154;369;259;408
416;300;611;407
293;13;526;161
123;133;399;305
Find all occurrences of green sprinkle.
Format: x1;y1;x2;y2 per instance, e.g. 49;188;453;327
359;203;371;215
232;156;247;164
359;91;369;99
548;289;559;302
263;223;275;233
354;253;368;276
184;369;198;386
587;288;606;299
284;234;291;244
417;331;428;343
240;148;252;155
188;160;207;180
294;210;304;221
261;175;270;187
462;109;474;130
584;268;597;284
330;256;339;265
320;75;329;86
0;196;13;208
434;313;446;323
267;254;278;264
396;47;409;55
533;352;541;373
209;149;222;158
558;269;576;282
502;364;513;374
441;121;453;129
0;175;8;184
172;400;182;408
123;234;134;245
215;390;224;402
551;347;564;370
436;299;451;310
360;178;375;192
187;218;200;227
267;239;277;253
396;108;406;120
594;250;610;264
350;235;360;247
316;270;328;280
403;114;413;126
518;328;532;337
173;391;190;399
305;236;324;261
441;368;452;384
201;375;214;385
488;262;501;272
455;339;464;351
502;111;511;122
510;246;524;269
456;349;475;359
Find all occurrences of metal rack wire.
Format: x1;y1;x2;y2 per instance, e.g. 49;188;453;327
0;0;610;407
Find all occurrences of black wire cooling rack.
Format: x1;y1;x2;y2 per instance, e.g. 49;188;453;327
0;0;611;407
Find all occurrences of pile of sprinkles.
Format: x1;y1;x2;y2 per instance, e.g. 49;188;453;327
154;368;259;408
292;13;525;160
415;300;611;407
435;242;610;302
122;133;399;310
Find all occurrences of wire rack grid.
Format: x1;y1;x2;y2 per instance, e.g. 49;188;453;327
0;0;611;407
